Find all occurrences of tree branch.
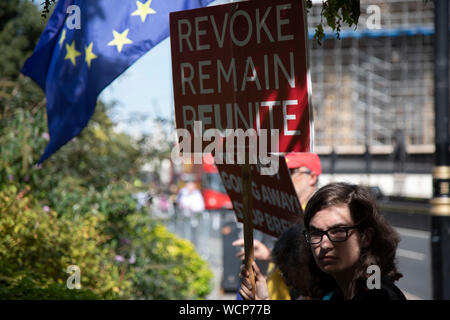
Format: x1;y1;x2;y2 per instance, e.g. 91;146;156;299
34;0;361;45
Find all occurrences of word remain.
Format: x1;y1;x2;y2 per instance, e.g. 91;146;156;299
180;52;295;95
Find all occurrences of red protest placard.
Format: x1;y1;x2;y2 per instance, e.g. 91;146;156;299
216;156;302;238
170;0;311;154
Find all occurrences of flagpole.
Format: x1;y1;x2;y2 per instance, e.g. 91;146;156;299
431;0;450;299
241;149;256;298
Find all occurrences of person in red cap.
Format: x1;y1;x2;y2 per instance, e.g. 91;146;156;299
285;152;322;210
234;153;322;300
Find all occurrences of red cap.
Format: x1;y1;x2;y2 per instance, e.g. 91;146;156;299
285;152;322;175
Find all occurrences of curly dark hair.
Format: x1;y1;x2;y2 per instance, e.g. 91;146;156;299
297;182;403;299
272;224;307;289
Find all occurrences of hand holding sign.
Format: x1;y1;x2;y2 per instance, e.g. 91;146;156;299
232;239;271;261
170;0;310;299
239;261;269;300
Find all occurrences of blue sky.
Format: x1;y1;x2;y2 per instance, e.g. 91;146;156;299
99;0;229;137
99;37;174;136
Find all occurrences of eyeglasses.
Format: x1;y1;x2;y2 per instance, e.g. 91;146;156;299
303;225;360;245
289;168;311;176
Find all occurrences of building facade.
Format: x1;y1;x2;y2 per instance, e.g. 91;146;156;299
307;0;437;197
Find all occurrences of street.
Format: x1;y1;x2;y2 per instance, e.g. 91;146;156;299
164;211;433;300
395;227;431;299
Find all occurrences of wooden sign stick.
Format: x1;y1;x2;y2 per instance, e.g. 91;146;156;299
241;152;256;298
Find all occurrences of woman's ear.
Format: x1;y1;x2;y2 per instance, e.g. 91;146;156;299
361;227;374;248
308;172;318;187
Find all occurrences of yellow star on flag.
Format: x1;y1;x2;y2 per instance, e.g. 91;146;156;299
64;40;81;66
59;29;66;48
107;29;133;53
131;0;156;22
85;42;97;68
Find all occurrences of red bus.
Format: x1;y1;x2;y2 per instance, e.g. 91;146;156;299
201;154;232;211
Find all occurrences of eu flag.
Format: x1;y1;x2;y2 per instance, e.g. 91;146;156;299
22;0;214;164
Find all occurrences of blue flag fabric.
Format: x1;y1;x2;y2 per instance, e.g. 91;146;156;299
22;0;214;164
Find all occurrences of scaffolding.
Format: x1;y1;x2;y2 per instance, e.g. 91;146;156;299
308;0;436;155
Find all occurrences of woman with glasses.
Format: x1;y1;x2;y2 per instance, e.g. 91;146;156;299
239;182;406;300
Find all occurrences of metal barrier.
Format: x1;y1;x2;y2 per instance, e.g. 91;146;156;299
158;207;268;295
163;209;223;261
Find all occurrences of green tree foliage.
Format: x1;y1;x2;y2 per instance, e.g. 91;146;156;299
306;0;360;44
0;185;130;299
36;0;57;18
0;0;213;300
0;183;214;300
35;0;361;45
0;1;48;181
115;214;213;299
36;101;142;195
0;1;44;80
